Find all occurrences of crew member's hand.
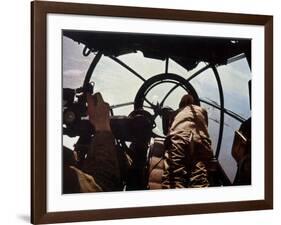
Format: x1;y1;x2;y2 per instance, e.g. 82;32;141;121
87;92;111;131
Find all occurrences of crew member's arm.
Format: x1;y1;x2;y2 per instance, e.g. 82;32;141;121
70;93;121;192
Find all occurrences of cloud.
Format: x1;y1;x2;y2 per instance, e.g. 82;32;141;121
64;69;84;77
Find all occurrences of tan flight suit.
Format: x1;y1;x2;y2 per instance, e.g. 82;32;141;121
162;104;213;189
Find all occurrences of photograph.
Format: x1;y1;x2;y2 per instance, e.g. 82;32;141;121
62;30;252;193
31;1;273;223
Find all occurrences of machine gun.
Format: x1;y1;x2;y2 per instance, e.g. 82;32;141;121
63;84;154;166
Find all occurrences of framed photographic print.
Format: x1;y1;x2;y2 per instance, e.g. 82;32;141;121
31;1;273;224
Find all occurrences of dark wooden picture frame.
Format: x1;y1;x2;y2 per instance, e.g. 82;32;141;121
31;1;273;224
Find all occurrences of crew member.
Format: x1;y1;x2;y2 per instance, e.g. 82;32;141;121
162;94;214;188
63;92;121;192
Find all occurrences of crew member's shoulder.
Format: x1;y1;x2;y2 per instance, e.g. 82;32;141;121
178;104;207;116
191;104;207;113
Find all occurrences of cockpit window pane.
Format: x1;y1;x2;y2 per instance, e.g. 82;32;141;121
118;51;165;79
167;58;189;77
89;55;143;107
63;36;94;89
217;57;251;119
189;66;220;106
218;114;242;182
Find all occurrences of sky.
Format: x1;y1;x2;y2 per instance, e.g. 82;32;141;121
62;34;251;183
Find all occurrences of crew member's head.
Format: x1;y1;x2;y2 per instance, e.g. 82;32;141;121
178;94;194;108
